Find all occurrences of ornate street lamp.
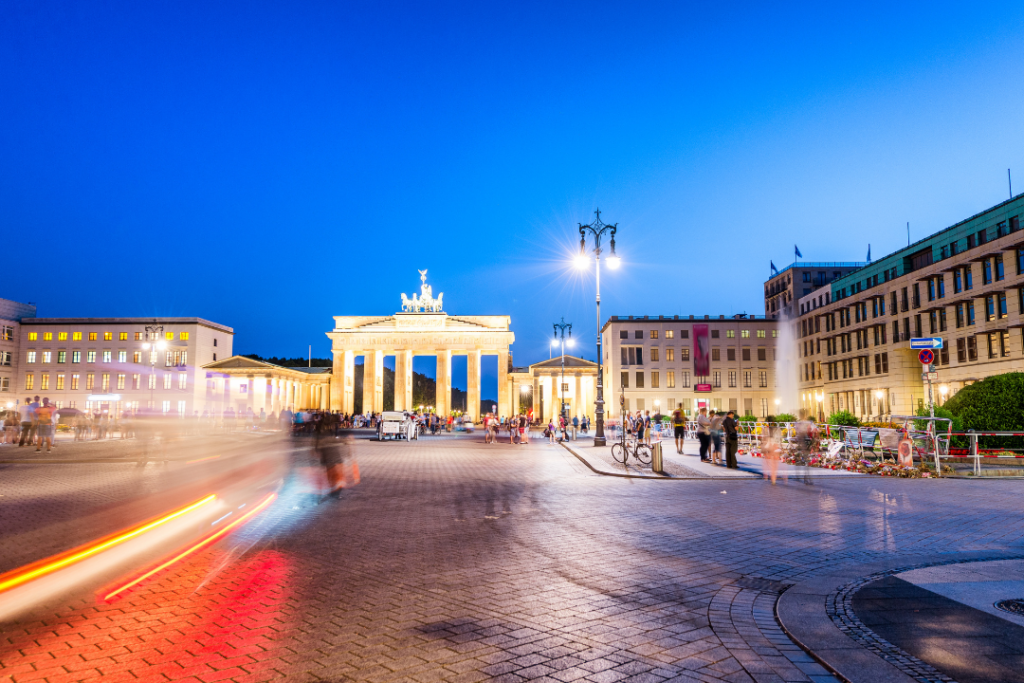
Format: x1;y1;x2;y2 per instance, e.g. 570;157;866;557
141;324;167;412
552;318;574;427
576;208;619;446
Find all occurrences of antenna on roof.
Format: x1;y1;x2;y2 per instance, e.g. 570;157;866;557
907;222;910;246
308;345;311;368
1010;169;1013;199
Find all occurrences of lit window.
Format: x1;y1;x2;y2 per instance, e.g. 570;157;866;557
71;374;79;390
73;332;82;341
180;332;190;341
42;351;52;363
88;332;97;341
58;332;68;341
72;351;81;363
41;374;50;390
27;351;36;363
726;330;735;338
149;374;156;389
649;330;659;339
28;333;37;341
87;351;96;363
772;330;778;338
25;374;34;390
43;332;53;341
162;400;171;414
741;330;751;338
56;374;65;390
165;332;174;341
57;351;66;363
119;332;128;341
177;400;186;416
101;373;110;391
118;351;127;363
665;330;674;339
132;374;140;389
163;374;172;389
757;330;766;338
134;332;142;341
178;373;187;389
102;351;112;363
86;373;94;390
133;351;142;363
117;373;125;390
103;332;113;341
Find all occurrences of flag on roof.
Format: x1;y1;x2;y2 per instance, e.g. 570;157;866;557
866;244;872;262
770;261;778;276
794;244;803;259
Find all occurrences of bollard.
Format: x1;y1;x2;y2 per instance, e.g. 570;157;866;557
652;441;664;474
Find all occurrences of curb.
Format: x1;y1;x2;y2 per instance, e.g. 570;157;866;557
559;441;756;480
775;550;1024;683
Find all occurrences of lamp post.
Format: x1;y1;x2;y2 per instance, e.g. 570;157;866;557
552;318;574;426
576;208;620;447
141;324;167;413
874;389;885;421
815;391;824;422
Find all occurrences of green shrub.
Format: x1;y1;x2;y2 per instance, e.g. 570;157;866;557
826;410;860;427
774;413;797;423
912;405;962;434
738;413;759;424
942;372;1024;450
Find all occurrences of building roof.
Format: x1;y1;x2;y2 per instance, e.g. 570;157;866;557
202;355;332;377
600;314;777;332
0;297;36;322
764;262;867;284
527;355;597;369
23;317;234;334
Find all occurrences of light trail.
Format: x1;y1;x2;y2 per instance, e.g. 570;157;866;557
0;495;217;594
103;492;277;601
186;455;221;464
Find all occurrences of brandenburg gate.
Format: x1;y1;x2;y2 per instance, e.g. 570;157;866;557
327;272;514;418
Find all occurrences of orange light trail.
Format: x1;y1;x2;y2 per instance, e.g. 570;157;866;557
104;492;277;601
0;495;217;594
186;455;221;464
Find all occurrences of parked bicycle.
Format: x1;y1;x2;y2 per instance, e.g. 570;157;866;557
611;434;652;465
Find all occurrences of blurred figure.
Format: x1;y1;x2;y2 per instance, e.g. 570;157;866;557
4;408;18;444
18;396;36;447
763;424;782;485
696;407;711;462
710;411;724;465
723;410;739;469
35;398;57;453
672;403;686;454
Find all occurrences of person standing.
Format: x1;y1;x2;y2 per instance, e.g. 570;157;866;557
710;411;724;465
18;397;36;447
643;410;653;446
548;417;556;444
672;403;686;454
34;398;57;453
696;407;711;462
571;415;579;441
723;410;739;469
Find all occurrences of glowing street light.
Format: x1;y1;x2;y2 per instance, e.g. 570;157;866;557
577;208;620;446
553;318;572;426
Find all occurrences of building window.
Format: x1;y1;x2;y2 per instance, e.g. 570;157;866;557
117;373;125;390
620;371;629;388
87;332;96;341
983;259;992;284
55;374;65;390
132;374;140;389
666;348;674;362
711;329;720;339
966;301;975;326
757;348;766;361
25;374;35;389
71;332;82;341
667;371;675;388
967;335;978;361
86;373;94;390
118;332;128;341
28;332;38;341
650;348;660;362
0;351;10;366
1001;331;1010;358
165;332;174;341
133;351;142;363
741;330;750;338
26;351;37;364
102;351;112;363
995;254;1004;281
649;330;658;339
87;351;96;363
634;330;643;339
100;373;109;391
134;332;142;341
742;348;751;361
726;330;735;338
713;371;721;388
727;370;736;387
40;374;49;390
162;401;170;414
651;371;659;389
681;330;689;339
71;374;79;390
756;330;766;338
727;348;736;361
680;348;690;361
999;293;1008;318
743;371;751;388
681;371;690;388
116;350;126;363
163;374;172;389
711;348;720;361
149;373;157;389
758;370;767;388
665;330;674;339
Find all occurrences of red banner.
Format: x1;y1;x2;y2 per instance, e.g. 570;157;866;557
693;324;710;376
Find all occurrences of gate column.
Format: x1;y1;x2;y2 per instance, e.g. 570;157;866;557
436;350;451;417
497;349;510;418
467;350;480;421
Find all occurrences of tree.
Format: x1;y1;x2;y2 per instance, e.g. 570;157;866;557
942;372;1024;450
826;410;859;427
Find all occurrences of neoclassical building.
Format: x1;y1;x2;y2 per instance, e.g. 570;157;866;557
202;356;331;415
509;356;599;423
327;272;515;419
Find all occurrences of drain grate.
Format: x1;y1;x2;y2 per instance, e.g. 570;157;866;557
995;599;1024;615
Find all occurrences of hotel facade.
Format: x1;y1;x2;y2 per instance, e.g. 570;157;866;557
601;315;781;419
793;194;1024;421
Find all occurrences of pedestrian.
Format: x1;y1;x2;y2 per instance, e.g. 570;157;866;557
519;414;529;444
723;410;739;469
672;403;686;454
18;397;36;447
710;411;724;465
572;415;579;440
4;409;18;444
643;410;652;446
35;398;57;453
696;407;711;462
763;426;781;485
548;418;556;444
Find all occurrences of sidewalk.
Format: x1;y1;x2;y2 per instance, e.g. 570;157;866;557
562;436;865;479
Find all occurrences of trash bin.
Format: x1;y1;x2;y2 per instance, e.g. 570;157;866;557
651;441;664;473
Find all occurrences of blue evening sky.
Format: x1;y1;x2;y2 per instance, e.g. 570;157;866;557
3;1;1023;393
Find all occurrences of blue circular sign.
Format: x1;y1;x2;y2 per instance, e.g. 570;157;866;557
918;349;934;365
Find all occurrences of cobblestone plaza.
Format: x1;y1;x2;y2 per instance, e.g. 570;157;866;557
2;434;1022;683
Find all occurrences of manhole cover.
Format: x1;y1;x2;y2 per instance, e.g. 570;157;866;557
994;599;1024;615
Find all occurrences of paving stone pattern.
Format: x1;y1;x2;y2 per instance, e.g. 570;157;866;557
2;436;1024;682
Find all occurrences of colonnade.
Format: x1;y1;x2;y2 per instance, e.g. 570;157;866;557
510;372;595;423
331;348;510;420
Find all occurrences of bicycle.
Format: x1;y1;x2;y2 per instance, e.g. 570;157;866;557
611;434;652;465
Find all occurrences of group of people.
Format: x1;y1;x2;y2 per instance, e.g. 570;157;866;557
483;414;532;444
691;405;740;469
544;414;591;443
3;396;59;453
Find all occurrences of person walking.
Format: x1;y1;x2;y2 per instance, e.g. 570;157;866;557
643;410;653;446
723;410;739;469
672;403;686;454
18;397;36;447
571;415;579;441
696;407;711;462
547;418;556;444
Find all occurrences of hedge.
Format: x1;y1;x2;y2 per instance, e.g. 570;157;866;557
942;372;1024;450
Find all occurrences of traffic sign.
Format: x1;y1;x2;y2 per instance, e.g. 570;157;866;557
911;337;943;349
918;349;934;364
